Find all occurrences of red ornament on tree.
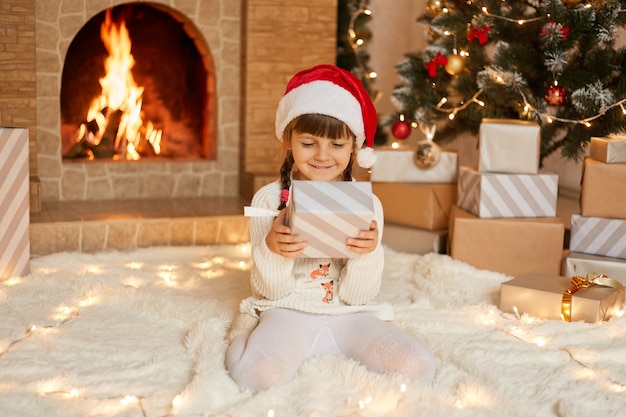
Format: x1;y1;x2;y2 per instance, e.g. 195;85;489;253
545;84;567;106
391;119;411;139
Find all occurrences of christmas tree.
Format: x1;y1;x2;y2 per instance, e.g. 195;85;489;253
390;0;626;163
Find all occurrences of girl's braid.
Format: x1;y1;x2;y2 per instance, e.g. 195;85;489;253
278;151;294;210
342;155;353;181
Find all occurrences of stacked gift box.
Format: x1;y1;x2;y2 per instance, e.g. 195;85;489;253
369;146;458;254
562;136;626;287
497;135;626;322
0;127;31;280
448;119;565;277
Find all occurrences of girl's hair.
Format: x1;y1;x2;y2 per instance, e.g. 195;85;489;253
277;114;356;210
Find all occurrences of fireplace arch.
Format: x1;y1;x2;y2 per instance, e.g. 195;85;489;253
60;2;216;161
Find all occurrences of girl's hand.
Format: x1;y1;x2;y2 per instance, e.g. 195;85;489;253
346;220;379;254
265;208;307;258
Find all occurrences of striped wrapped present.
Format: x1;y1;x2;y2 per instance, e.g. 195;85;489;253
287;180;374;258
0;127;30;279
457;166;558;218
570;215;626;259
563;252;626;287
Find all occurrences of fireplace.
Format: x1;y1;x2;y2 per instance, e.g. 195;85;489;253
32;0;238;202
61;4;214;162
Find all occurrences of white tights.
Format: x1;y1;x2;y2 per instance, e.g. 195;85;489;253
226;308;436;392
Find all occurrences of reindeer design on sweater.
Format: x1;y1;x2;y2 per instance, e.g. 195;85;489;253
310;263;330;280
321;280;334;303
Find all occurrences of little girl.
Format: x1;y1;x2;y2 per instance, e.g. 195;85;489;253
226;64;435;392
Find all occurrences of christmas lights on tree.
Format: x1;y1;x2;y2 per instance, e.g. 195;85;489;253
337;0;388;145
390;0;626;163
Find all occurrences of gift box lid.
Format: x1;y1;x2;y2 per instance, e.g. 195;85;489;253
287;180;374;258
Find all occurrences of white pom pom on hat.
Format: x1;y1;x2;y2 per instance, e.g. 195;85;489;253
275;64;378;168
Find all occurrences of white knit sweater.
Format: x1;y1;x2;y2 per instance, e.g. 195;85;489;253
228;180;394;341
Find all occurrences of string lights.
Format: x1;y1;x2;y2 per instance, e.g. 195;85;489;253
485;304;626;392
433;86;626;129
424;2;626;130
346;1;382;103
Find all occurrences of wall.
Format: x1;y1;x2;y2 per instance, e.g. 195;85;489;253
0;0;38;192
239;0;339;200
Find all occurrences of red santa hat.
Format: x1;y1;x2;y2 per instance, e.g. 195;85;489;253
275;64;378;168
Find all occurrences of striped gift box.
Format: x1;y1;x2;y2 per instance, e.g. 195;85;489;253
570;215;626;259
563;252;626;287
457;166;558;218
0;127;30;279
287;180;374;258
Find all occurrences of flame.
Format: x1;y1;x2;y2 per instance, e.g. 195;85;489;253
80;9;161;160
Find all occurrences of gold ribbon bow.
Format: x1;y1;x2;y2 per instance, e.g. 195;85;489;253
561;273;624;322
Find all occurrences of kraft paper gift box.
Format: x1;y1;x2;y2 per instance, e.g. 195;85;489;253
0;127;30;279
563;251;626;287
499;272;625;322
287;180;374;258
589;136;626;163
382;223;447;255
372;182;456;230
448;206;564;277
580;157;626;219
369;148;458;183
569;214;626;259
457;166;558;218
478;118;540;174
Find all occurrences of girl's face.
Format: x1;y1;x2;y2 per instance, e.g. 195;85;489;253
288;131;354;182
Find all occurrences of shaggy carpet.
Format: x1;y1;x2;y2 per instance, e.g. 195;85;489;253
1;244;625;417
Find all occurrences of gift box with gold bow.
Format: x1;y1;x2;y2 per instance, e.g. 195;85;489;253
499;272;624;322
562;251;626;287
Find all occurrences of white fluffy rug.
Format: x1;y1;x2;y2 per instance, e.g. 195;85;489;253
1;244;625;417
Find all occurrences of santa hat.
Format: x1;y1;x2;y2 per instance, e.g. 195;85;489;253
275;64;377;168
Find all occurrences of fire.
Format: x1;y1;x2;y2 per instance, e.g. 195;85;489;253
77;9;161;160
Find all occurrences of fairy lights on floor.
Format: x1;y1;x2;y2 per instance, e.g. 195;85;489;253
3;242;624;415
0;244;255;417
476;305;626;396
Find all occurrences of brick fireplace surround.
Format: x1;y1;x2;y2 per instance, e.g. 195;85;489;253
1;0;338;256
